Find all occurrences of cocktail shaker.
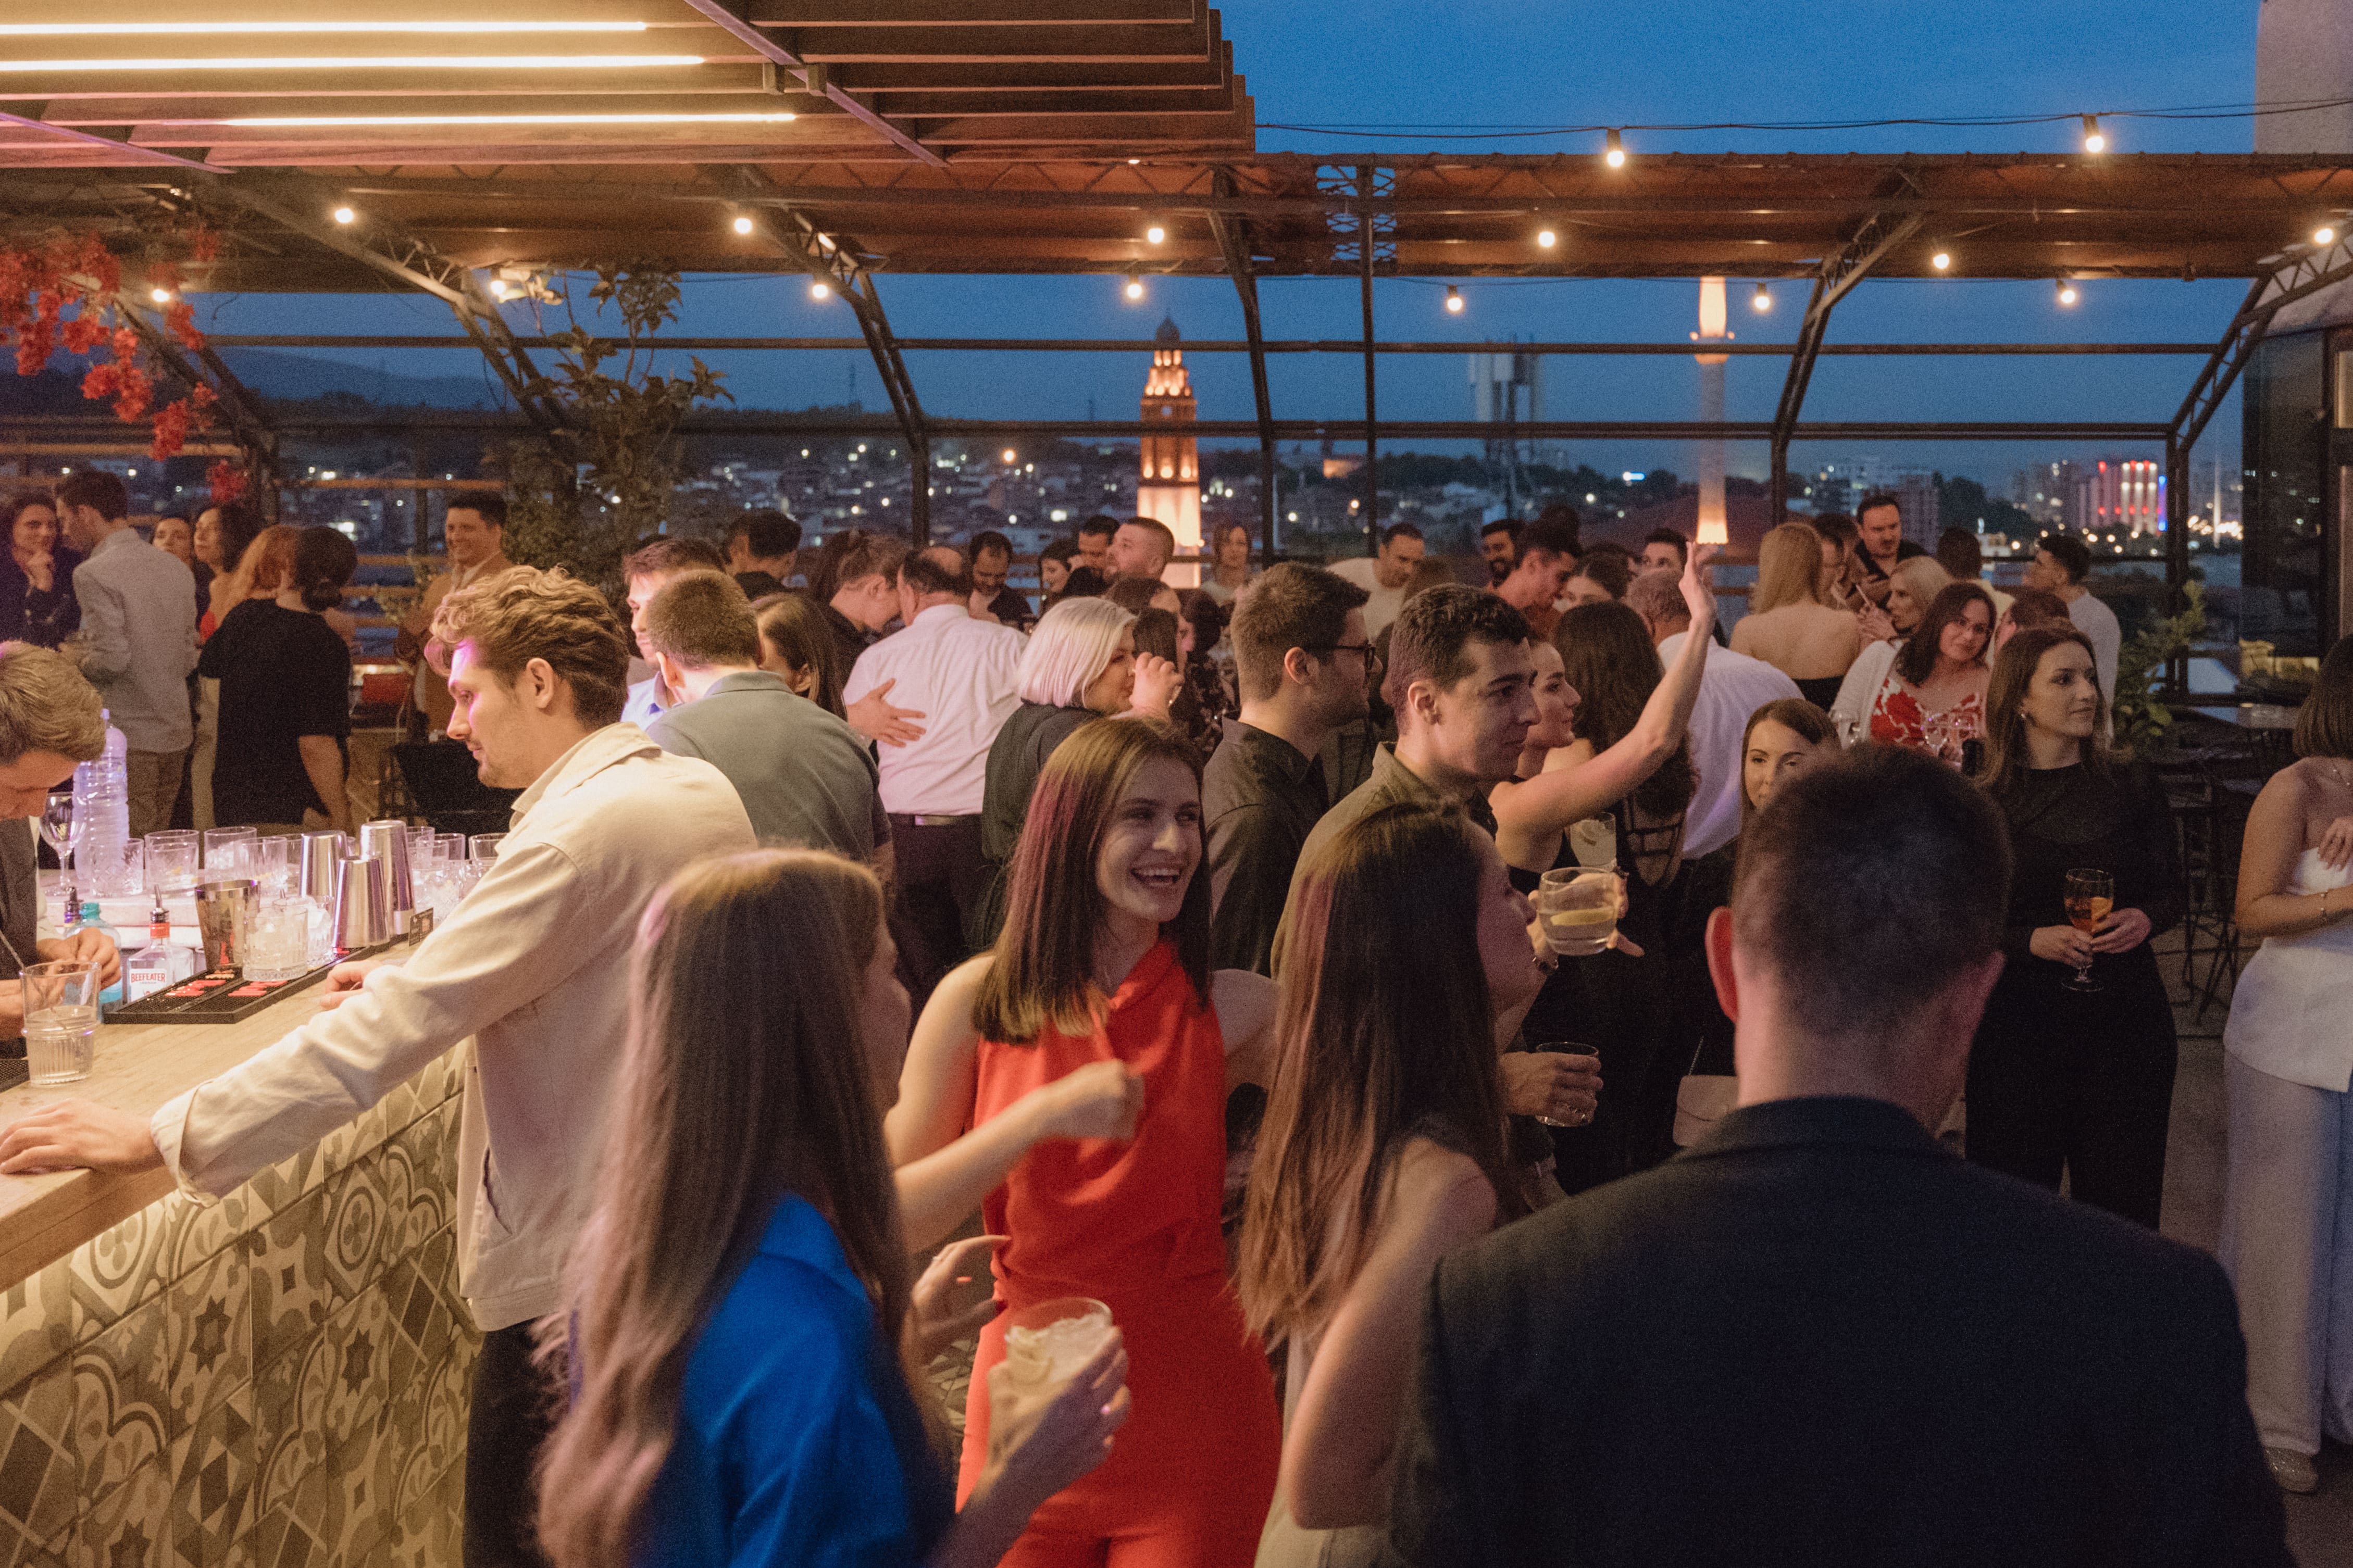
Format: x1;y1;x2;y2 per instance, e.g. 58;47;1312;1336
298;832;348;904
358;820;416;936
332;855;389;953
192;877;259;972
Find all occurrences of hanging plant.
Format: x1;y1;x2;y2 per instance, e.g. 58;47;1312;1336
0;225;223;461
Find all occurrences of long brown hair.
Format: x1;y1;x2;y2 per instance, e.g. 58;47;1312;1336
1893;581;1995;687
1738;697;1833;832
1554;599;1695;821
2293;634;2353;761
536;850;913;1568
1973;624;2110;801
972;716;1211;1043
751;590;846;717
1238;804;1510;1346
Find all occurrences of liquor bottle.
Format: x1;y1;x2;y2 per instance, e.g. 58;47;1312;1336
123;901;198;1003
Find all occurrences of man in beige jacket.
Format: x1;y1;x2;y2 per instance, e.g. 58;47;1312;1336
0;566;755;1568
397;491;515;737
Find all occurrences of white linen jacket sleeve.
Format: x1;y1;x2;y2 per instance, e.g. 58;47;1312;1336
151;834;596;1199
1829;639;1896;739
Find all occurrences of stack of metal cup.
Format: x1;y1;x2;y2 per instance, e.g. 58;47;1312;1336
358;820;419;938
332;855;389;953
298;831;348;905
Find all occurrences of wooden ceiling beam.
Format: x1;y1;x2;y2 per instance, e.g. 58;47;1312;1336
0;29;752;64
0;63;745;99
787;14;1214;62
749;0;1197;23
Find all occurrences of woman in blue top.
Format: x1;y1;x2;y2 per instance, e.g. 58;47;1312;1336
536;848;1131;1568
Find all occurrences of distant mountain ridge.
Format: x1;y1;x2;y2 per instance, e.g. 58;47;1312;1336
216;348;501;409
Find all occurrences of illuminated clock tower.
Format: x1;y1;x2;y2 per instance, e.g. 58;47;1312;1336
1136;313;1202;580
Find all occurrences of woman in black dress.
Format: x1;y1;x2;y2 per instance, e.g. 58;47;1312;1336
0;492;81;648
1967;625;2183;1228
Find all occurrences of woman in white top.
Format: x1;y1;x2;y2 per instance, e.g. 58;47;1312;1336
1203;520;1256;605
1728;522;1861;708
1828;555;1953;742
2219;636;2353;1496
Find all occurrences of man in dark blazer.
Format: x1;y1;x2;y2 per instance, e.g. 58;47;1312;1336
1385;746;2288;1568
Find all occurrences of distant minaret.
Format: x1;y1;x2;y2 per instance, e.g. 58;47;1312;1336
1692;277;1729;545
1136;313;1202;584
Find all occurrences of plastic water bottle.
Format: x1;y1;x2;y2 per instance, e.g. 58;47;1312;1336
76;901;124;1009
72;711;132;898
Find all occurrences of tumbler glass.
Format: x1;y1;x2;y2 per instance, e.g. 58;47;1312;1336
1535;871;1619;957
22;961;101;1086
243;897;314;982
469;833;506;861
202;827;258;872
251;836;298;897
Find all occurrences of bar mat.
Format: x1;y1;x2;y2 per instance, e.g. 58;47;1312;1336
103;946;390;1024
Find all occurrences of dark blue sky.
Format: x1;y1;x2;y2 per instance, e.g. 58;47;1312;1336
196;0;2268;491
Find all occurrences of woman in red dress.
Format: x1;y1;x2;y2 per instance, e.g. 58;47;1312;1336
1864;581;1996;768
888;716;1283;1568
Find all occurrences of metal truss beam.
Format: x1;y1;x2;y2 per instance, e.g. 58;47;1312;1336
2170;235;2353;457
1207;167;1278;558
196;333;2223;358
729;167;934;543
202;174;565;431
677;0;949;169
1768;209;1924;520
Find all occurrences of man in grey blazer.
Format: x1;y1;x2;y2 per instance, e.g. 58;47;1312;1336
639;570;888;866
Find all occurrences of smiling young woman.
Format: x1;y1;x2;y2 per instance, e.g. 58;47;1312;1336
1964;626;2183;1230
885;717;1285;1567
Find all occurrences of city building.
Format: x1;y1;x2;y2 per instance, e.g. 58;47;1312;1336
1136;315;1203;571
2073;458;2167;545
1891;470;1940;549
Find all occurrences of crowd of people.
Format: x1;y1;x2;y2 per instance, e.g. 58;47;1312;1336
0;478;2342;1565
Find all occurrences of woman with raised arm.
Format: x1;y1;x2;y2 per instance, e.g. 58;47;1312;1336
2218;635;2353;1497
1490;542;1716;876
1241;804;1555;1567
888;718;1284;1566
537;849;1128;1568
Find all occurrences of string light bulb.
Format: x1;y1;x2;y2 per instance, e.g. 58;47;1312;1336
1750;282;1771;312
1144;224;1165;244
1929;247;1952;272
487;278;511;299
1124;273;1144;301
1604;128;1626;168
1001;448;1017;464
331;204;355;224
808;280;830;300
2056;278;2079;306
2081;115;2105;153
731;214;753;235
149;286;172;304
1445;285;1464;313
1536;228;1557;249
2314;224;2338;247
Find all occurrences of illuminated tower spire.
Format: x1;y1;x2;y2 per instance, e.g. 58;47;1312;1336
1136;313;1202;581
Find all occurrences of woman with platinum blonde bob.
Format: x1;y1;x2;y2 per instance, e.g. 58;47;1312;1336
537;849;1128;1568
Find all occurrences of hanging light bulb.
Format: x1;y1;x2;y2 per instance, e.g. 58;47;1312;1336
1750;282;1771;312
2314;223;2338;247
149;286;172;304
1929;246;1952;272
331;204;355;224
1536;227;1557;249
1124;273;1144;301
1604;128;1626;169
1144;224;1165;244
808;280;830;300
488;278;511;299
2056;278;2079;306
731;214;753;234
1445;285;1464;314
2081;115;2106;154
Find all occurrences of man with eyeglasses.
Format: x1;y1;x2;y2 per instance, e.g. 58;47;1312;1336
1203;564;1373;976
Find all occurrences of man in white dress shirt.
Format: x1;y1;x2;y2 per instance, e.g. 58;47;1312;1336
1628;569;1798;858
842;547;1026;996
1330;522;1427;639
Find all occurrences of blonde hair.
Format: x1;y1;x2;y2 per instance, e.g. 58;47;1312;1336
1750;522;1828;613
1885;556;1953;621
0;644;104;764
1017;596;1136;708
536;851;911;1568
431;566;631;727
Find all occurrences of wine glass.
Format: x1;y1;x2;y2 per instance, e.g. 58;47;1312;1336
2061;868;2114;993
40;792;81;912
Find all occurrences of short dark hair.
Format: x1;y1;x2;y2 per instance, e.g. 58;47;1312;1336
1856;491;1902;524
623;535;727;582
1060;565;1108;599
640;571;762;668
1518;517;1580;563
808;529;908;603
1040;538;1078;567
1121;517;1177;571
1104;574;1165;616
1735;745;2010;1042
969;529;1013;562
898;549;961;598
1383;585;1532;710
1231;562;1370;702
1533;502;1581;546
1379;522;1424;549
1934;526;1984;580
1481;518;1523;543
1811;511;1858;546
2003;587;2070;633
1077;515;1119;544
2295;634;2353;762
1642;526;1689;562
1568;545;1632;600
290;526;358;614
56;470;128;522
726;509;800;559
446;492;508;531
1131;607;1180;665
2038;532;2091;584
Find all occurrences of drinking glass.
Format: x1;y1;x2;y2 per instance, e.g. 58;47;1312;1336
143;831;202;893
1527;1040;1600;1129
1535;871;1620;957
2062;868;2114;994
249;836;298;897
469;833;506;861
202;827;258;872
22;961;100;1086
408;827;434;869
244;897;314;982
84;839;145;897
40;792;81;907
1001;1297;1114;1388
1567;814;1616;871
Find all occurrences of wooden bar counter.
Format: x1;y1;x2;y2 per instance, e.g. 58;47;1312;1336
0;977;471;1567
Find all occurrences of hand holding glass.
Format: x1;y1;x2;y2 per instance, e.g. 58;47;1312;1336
1536;870;1620;956
2062;868;2113;993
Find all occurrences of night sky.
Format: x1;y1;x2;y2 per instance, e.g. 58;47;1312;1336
193;0;2272;491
